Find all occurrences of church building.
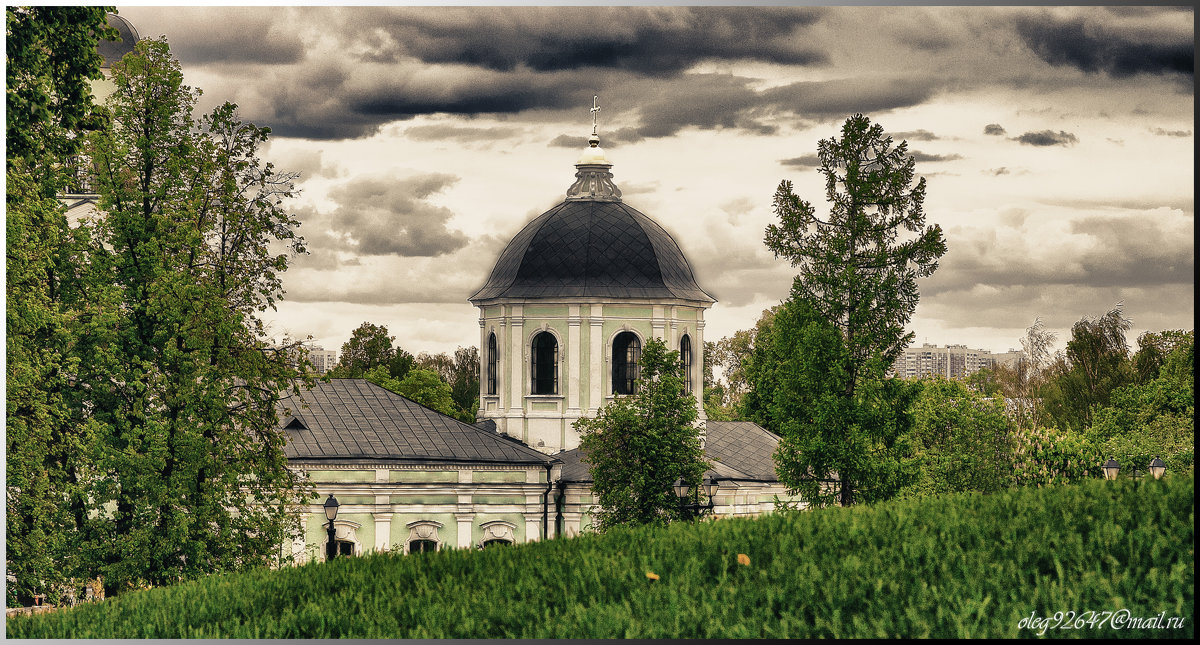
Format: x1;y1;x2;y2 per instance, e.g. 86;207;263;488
283;109;803;561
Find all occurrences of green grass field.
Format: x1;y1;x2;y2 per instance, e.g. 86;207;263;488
7;476;1193;638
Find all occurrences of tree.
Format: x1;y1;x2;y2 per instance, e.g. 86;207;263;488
761;114;945;505
449;346;481;421
366;366;463;420
576;338;709;530
1132;329;1192;384
335;322;396;377
1043;305;1135;431
744;294;918;507
83;38;311;593
765;114;946;387
706;306;778;418
903;377;1013;498
1090;331;1193;475
5;6;114;606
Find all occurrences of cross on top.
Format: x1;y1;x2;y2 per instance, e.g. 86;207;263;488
590;96;600;136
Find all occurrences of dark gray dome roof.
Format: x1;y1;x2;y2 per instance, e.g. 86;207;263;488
470;199;714;303
98;13;139;69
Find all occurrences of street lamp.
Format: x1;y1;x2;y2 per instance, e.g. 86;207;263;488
323;494;339;561
1102;458;1120;481
672;476;717;520
1148;456;1166;480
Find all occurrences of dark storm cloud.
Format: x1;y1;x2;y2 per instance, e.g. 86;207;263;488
890;129;940;141
1015;12;1193;78
1151;127;1192;138
910;151;963;163
302;173;469;258
924;212;1193;303
354;7;827;75
129;7;305;65
780;154;822;168
1013;130;1078;147
983;124;1006;136
761;77;940;119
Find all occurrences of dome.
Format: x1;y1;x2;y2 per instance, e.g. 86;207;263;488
98;13;140;69
469;199;714;303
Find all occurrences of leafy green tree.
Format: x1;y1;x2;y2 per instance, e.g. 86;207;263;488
706;307;778;418
744;294;917;507
334;322;396;377
5;6;114;606
1091;331;1193;476
902;377;1013;498
1132;329;1192;384
386;367;462;418
1043;305;1135;431
83;38;311;593
760;114;944;505
388;347;416;380
576;338;709;530
449;346;481;420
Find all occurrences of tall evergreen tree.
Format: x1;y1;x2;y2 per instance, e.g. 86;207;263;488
761;114;945;505
83;38;312;592
5;6;114;606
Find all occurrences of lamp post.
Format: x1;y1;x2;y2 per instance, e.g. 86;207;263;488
1149;456;1166;480
323;494;339;561
672;476;718;520
1102;458;1120;481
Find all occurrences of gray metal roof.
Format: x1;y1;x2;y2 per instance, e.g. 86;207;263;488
555;420;781;483
98;13;139;69
469;200;714;303
703;421;782;481
281;379;554;465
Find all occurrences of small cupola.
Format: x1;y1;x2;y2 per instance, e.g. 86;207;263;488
565;96;622;202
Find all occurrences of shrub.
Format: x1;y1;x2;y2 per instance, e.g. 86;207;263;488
9;477;1192;639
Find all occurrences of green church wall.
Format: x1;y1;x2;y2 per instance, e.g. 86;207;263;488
390;512;458;550
471;495;528;505
389;470;458;483
389;494;459;504
308;470;375;482
472;513;526;545
473;471;527;483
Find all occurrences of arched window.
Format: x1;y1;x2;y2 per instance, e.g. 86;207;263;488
486;332;498;395
409;539;438;553
531;332;558;395
612;332;641;395
680;334;693;393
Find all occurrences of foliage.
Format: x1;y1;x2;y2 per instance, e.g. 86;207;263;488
334;322;396;377
365;366;464;420
576;338;708;530
5;6;114;166
417;346;481;420
1011;426;1103;488
705;307;778;416
761;114;944;505
1042;305;1135;431
900;377;1013;498
1089;332;1194;477
1132;329;1192;384
10;477;1193;639
764;113;946;382
745;295;918;507
79;38;312;594
5;6;115;607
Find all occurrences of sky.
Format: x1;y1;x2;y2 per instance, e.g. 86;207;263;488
113;3;1194;360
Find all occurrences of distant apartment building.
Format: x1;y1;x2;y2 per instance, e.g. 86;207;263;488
308;347;338;374
891;344;1022;380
